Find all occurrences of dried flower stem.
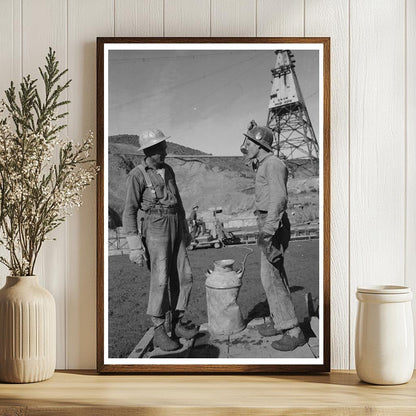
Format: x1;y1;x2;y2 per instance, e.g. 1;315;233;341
0;48;97;276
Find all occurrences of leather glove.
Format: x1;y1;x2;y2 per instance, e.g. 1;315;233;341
126;235;147;267
129;248;147;267
258;230;283;265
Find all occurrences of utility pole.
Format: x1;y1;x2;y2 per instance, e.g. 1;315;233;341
267;50;319;176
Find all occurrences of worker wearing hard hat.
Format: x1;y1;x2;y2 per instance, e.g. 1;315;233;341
240;125;306;352
188;204;200;240
122;129;198;352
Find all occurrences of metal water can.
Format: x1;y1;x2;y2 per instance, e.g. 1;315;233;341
355;285;414;385
205;259;245;336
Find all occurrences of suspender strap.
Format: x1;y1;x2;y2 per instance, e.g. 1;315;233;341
137;164;157;199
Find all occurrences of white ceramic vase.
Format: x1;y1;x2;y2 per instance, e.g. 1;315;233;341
0;276;56;383
355;285;414;385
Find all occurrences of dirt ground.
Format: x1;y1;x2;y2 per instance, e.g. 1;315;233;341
108;239;319;358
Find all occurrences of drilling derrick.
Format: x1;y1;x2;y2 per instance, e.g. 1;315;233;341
267;50;319;175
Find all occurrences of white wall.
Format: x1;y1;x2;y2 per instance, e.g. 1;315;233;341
0;0;414;370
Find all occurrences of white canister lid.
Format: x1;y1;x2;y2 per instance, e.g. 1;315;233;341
357;285;411;294
356;285;413;303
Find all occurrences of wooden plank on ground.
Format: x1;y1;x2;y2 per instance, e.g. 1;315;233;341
228;326;279;358
194;321;315;359
308;337;319;358
307;317;320;358
149;337;195;358
128;328;154;358
227;322;315;359
310;316;319;339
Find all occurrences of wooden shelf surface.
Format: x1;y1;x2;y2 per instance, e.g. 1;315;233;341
0;370;415;415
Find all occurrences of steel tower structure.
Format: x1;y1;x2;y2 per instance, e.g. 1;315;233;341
266;50;319;175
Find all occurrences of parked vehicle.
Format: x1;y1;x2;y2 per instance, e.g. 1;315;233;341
188;231;241;250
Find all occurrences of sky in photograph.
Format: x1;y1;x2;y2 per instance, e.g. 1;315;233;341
108;49;319;156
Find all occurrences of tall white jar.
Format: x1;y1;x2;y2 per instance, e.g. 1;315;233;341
355;285;414;385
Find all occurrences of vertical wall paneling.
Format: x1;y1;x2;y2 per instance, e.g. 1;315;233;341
406;0;416;363
22;0;68;368
0;0;415;370
0;0;21;97
165;0;210;37
67;0;114;369
349;0;406;368
115;0;163;37
256;0;303;37
211;0;256;37
0;0;21;288
305;0;350;369
0;0;13;99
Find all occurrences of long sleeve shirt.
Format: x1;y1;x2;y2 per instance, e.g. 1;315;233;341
122;161;186;235
189;210;197;225
255;152;288;235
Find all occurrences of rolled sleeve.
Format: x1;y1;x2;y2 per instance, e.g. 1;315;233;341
264;159;288;234
122;171;144;235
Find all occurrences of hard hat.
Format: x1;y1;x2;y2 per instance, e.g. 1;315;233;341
138;129;170;151
243;126;274;152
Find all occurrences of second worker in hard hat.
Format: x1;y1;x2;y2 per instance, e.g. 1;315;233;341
188;204;200;241
122;129;198;352
240;125;306;352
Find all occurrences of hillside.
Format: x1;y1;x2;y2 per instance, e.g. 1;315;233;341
108;136;319;228
110;134;209;155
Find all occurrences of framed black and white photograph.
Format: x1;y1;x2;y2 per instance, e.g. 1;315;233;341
97;37;330;373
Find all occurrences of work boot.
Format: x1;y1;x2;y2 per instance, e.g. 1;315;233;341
153;324;181;351
173;319;199;340
257;320;282;337
271;327;306;351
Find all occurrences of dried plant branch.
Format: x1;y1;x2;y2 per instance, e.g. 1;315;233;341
0;48;97;276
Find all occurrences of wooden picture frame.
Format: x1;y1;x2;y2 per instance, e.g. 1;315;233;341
97;37;330;373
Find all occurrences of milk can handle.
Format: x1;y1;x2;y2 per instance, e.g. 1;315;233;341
236;247;253;277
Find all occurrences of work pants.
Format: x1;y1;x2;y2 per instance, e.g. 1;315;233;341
143;209;193;319
257;212;298;331
190;223;200;239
